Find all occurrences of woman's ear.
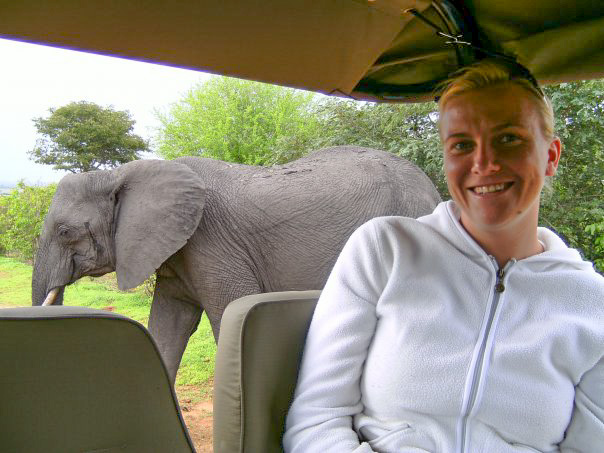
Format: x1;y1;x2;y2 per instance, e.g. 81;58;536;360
546;137;562;177
112;160;205;290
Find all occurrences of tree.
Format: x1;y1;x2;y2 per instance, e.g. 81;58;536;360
0;181;57;261
308;98;447;197
29;101;148;173
154;76;319;165
541;80;604;271
585;219;604;271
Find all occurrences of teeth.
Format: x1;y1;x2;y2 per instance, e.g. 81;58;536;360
474;183;506;194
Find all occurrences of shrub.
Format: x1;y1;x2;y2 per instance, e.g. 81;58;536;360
585;218;604;273
0;181;57;262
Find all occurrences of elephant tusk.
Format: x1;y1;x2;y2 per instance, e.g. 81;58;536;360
42;287;60;306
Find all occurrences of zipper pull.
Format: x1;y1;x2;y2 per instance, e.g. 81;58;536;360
495;268;505;293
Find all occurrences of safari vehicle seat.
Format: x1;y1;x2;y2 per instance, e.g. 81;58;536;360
0;306;195;453
213;290;321;453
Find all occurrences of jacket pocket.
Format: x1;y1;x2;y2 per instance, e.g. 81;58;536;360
366;423;433;453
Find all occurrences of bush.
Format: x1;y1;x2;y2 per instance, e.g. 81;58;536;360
155;76;319;165
308;99;447;197
0;181;57;262
585;219;604;272
541;80;604;272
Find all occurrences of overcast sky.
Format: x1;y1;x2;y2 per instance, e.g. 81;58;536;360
1;38;210;187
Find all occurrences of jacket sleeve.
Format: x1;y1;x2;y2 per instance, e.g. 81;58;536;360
283;221;387;453
560;356;604;452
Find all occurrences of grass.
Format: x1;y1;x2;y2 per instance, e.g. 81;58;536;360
0;255;216;387
0;256;33;306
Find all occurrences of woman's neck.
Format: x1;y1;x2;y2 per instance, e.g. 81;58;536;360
461;219;543;269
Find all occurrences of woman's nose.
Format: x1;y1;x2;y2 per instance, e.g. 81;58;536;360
471;144;501;174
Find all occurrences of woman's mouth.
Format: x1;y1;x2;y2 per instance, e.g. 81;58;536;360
471;182;513;194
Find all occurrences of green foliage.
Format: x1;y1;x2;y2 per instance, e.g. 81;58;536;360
0;182;56;261
541;80;604;271
0;257;216;386
308;98;448;197
155;76;319;165
29;101;148;173
585;219;604;271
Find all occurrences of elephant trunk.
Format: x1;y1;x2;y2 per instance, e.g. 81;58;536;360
32;240;68;306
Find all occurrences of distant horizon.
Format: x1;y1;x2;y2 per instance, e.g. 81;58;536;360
0;150;161;188
0;178;58;188
1;38;209;187
0;178;59;188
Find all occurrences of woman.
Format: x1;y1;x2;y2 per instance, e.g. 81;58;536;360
283;60;604;452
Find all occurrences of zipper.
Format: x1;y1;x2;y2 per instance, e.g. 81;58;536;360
458;259;514;453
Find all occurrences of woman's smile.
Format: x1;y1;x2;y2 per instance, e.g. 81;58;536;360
469;182;513;195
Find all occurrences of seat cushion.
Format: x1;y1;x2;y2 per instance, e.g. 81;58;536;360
213;291;320;453
0;306;195;453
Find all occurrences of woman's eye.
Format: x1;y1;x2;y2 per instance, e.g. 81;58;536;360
450;141;473;153
500;134;521;145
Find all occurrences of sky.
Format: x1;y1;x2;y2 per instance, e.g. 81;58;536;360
0;38;210;187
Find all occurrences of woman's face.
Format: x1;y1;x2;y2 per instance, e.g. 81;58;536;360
440;83;561;239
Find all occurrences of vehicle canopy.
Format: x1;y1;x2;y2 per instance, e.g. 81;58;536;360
1;0;603;101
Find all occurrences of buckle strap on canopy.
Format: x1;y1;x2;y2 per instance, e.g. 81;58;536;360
404;2;544;99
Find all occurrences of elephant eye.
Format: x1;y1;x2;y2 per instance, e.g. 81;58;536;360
57;226;74;242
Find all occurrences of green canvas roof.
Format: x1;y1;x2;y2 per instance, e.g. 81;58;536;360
1;0;603;101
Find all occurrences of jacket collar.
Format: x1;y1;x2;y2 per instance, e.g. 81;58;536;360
419;201;594;273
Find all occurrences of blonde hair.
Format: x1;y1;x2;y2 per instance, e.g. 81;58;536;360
437;59;555;139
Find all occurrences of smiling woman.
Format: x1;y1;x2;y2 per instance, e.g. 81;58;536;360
284;59;604;453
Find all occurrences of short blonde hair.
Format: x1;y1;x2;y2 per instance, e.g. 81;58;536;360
437;59;555;139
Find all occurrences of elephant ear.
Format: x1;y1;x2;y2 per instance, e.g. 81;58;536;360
112;159;205;290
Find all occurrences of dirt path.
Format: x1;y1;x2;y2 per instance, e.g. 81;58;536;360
177;382;214;452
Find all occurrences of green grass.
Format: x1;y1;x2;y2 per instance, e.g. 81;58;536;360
0;256;34;306
0;255;216;386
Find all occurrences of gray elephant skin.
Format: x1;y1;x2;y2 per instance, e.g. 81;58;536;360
32;146;441;382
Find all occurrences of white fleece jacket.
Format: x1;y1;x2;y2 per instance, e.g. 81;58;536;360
284;201;604;453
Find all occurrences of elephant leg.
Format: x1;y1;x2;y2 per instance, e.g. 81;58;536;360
148;278;202;384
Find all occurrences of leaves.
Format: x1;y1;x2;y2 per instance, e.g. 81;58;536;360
154;76;319;165
541;81;604;271
584;219;604;271
306;98;448;197
28;101;148;173
0;182;57;261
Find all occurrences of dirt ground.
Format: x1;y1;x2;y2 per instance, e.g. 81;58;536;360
176;382;214;452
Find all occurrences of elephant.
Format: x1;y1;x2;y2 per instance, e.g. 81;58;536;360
32;146;441;382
